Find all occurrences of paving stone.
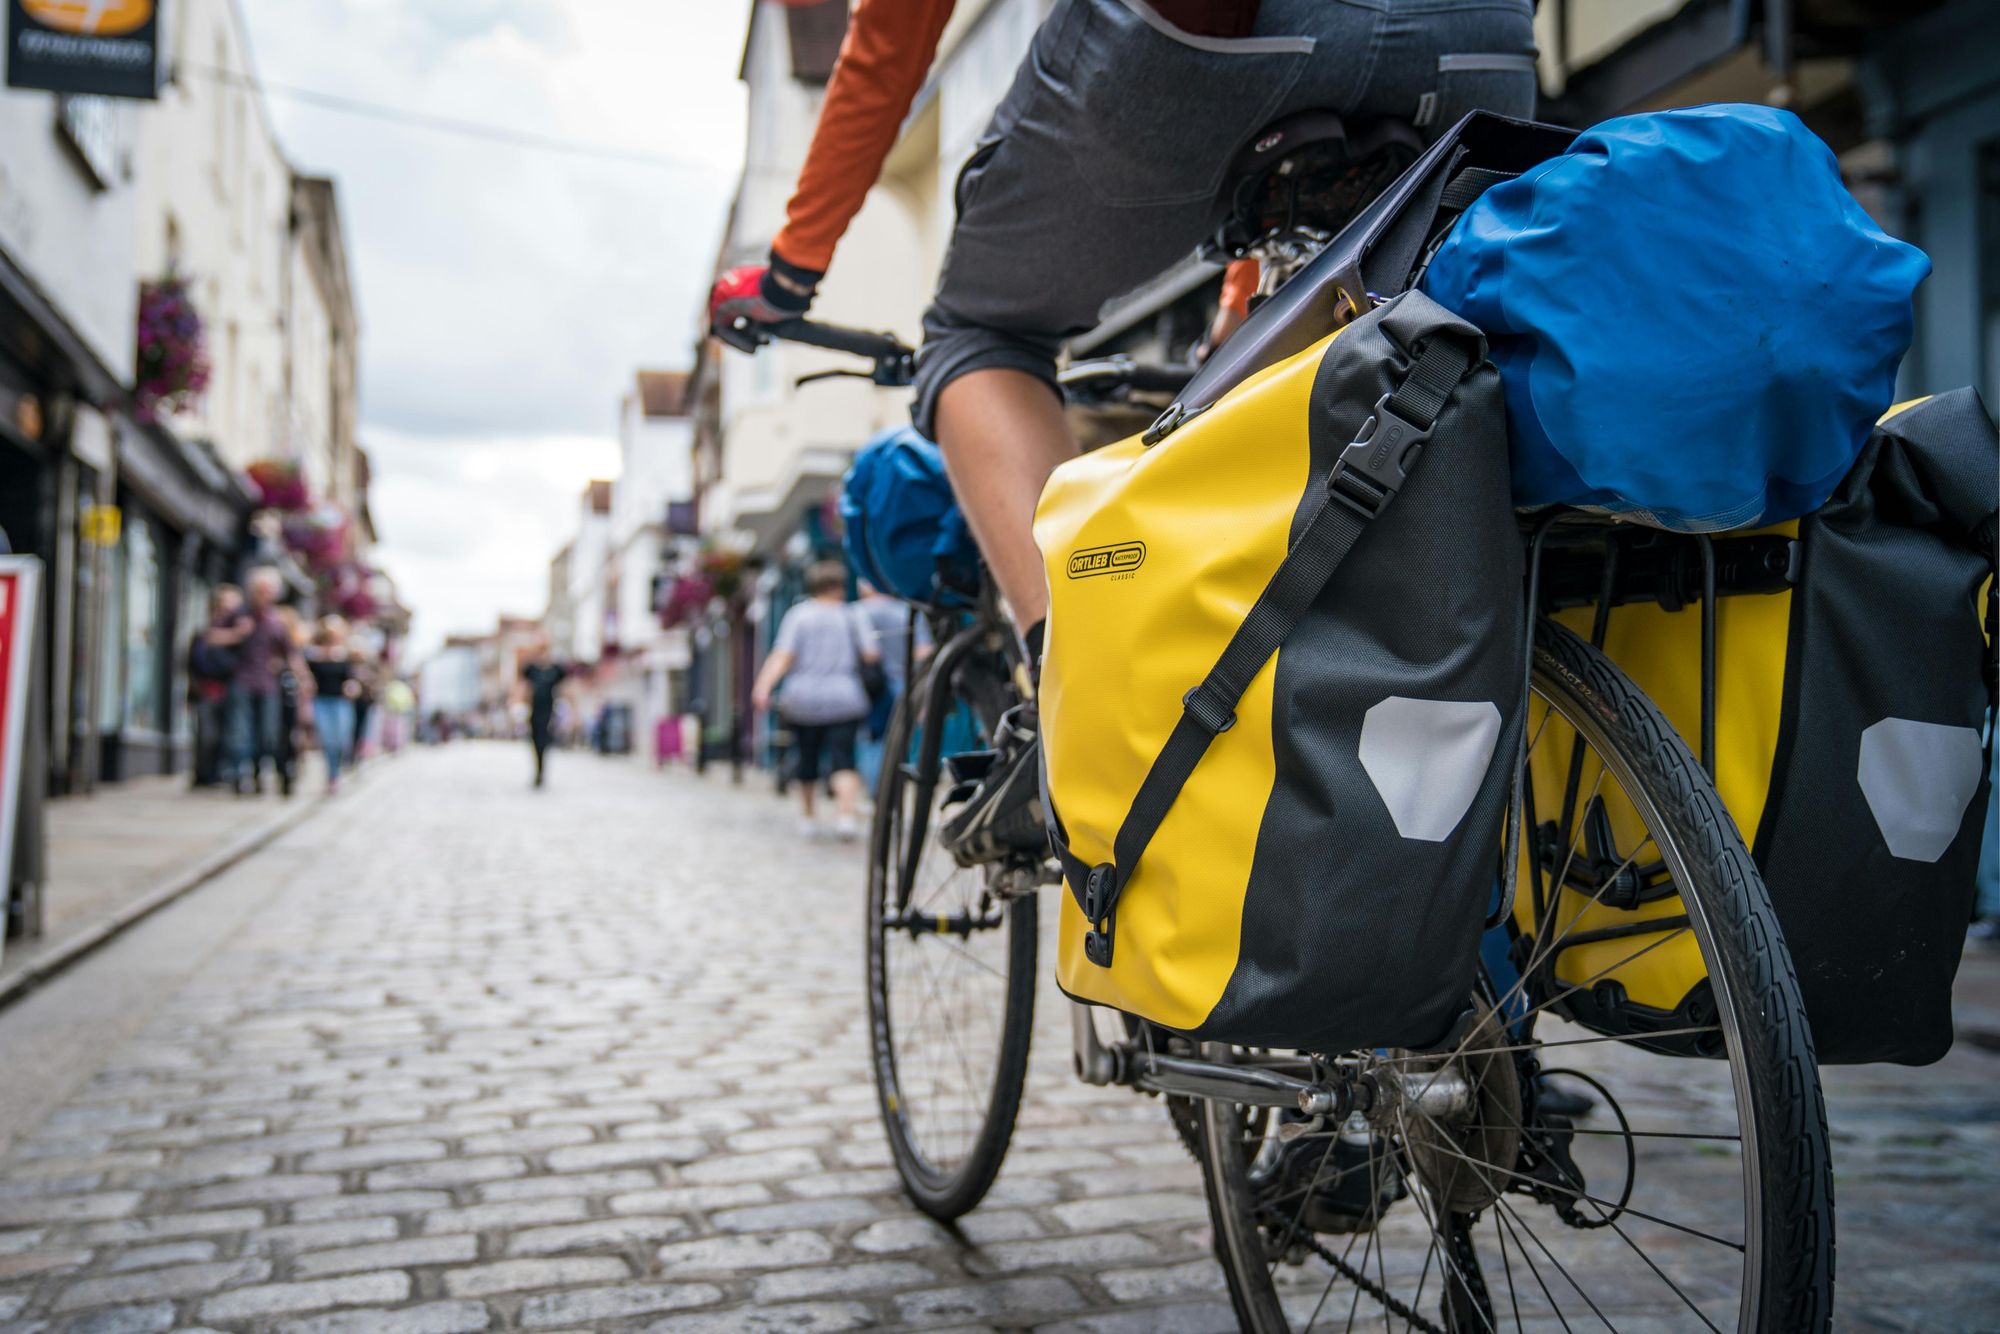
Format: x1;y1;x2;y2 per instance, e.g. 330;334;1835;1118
419;1199;589;1235
516;1283;722;1328
894;1275;1087;1325
1094;1259;1228;1303
654;1230;838;1275
54;1260;272;1311
73;1211;267;1244
0;1295;23;1320
0;1248;92;1279
289;1190;450;1221
273;1300;494;1334
0;1194;141;1227
241;1218;400;1254
1048;1193;1209;1232
750;1260;937;1302
198;1272;412;1322
107;1241;221;1271
440;1257;630;1298
677;1147;822;1185
50;1302;177;1333
474;1170;655;1203
708;1197;879;1233
455;1127;591;1156
292;1235;478;1277
540;1139;704;1173
606;1184;771;1216
183;1176;341;1209
967;1231;1158;1275
299;1141;449;1172
633;1301;876;1333
363;1156;526;1191
504;1216;691;1255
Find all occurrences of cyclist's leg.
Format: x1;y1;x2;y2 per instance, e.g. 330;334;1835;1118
913;0;1534;633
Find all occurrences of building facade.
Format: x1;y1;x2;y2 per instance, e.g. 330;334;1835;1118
1;0;372;813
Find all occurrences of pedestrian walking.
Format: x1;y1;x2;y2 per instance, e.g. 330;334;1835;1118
350;647;378;765
518;638;567;788
187;585;244;788
225;568;294;796
273;606;312;798
307;615;361;793
751;561;881;839
854;581;930;793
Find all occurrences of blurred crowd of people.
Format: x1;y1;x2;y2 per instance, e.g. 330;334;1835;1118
186;567;411;796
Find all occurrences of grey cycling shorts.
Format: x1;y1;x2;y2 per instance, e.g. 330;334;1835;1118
910;0;1538;437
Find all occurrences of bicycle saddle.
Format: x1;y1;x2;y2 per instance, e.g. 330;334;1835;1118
1202;109;1425;264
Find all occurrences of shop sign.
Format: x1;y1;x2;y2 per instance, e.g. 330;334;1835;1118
0;557;40;972
80;502;121;547
7;0;159;100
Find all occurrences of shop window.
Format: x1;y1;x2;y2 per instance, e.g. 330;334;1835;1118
123;520;163;734
95;529;123;735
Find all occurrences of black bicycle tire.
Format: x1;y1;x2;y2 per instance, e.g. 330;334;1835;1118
1199;618;1834;1331
865;653;1038;1221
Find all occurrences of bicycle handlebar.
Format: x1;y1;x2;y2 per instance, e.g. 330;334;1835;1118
743;318;1189;403
768;318;914;366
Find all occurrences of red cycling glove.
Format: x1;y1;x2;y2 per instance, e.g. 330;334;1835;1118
708;253;824;352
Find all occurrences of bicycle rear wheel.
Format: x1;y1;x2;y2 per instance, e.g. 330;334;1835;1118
1198;618;1833;1331
866;639;1037;1220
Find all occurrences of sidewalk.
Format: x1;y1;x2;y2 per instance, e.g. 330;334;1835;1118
0;759;344;1002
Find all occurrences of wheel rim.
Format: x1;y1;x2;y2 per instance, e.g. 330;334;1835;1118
869;665;1020;1192
1200;646;1809;1331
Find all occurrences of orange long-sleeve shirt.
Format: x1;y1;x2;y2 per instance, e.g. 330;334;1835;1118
770;0;958;273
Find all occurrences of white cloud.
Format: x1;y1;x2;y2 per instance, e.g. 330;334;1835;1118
366;426;620;656
236;0;750;656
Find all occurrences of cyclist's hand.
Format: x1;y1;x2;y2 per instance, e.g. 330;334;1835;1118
708;253;821;353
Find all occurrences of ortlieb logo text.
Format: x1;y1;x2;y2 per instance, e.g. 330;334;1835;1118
1067;541;1146;580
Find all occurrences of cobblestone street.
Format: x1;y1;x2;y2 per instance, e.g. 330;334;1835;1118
0;744;1995;1332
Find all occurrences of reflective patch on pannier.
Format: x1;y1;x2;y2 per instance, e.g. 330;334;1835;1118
1358;697;1503;842
1856;718;1985;864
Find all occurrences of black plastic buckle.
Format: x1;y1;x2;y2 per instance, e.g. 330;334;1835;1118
1082;863;1118;967
1329;392;1433;519
1182;685;1236;734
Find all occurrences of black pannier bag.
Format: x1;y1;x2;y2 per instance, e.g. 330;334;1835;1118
1534;391;1997;1065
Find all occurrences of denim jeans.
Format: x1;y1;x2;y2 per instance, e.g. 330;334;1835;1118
313;696;356;783
226;685;284;784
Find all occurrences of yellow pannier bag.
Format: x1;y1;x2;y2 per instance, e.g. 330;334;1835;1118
1516;390;1997;1065
1035;292;1525;1053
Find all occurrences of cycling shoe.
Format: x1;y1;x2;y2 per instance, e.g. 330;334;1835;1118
939;704;1048;866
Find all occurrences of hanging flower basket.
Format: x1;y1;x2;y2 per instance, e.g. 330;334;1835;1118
696;545;747;602
134;277;211;422
659;572;713;629
281;503;350;573
327;562;380;622
246;458;311;512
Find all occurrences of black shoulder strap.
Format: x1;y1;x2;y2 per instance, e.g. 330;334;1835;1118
1050;335;1477;968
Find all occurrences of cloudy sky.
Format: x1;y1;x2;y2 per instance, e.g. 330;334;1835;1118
238;0;751;658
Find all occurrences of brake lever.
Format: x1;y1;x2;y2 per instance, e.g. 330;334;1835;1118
795;368;877;388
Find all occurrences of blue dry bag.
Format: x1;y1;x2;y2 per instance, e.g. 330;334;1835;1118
1423;104;1930;532
840;427;980;607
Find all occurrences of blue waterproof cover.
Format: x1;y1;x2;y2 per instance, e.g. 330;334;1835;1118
840;427;979;607
1423;105;1930;532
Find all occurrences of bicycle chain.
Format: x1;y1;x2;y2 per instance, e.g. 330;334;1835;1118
1264;1208;1447;1334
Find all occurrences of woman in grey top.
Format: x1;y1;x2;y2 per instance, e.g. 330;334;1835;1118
753;561;881;839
